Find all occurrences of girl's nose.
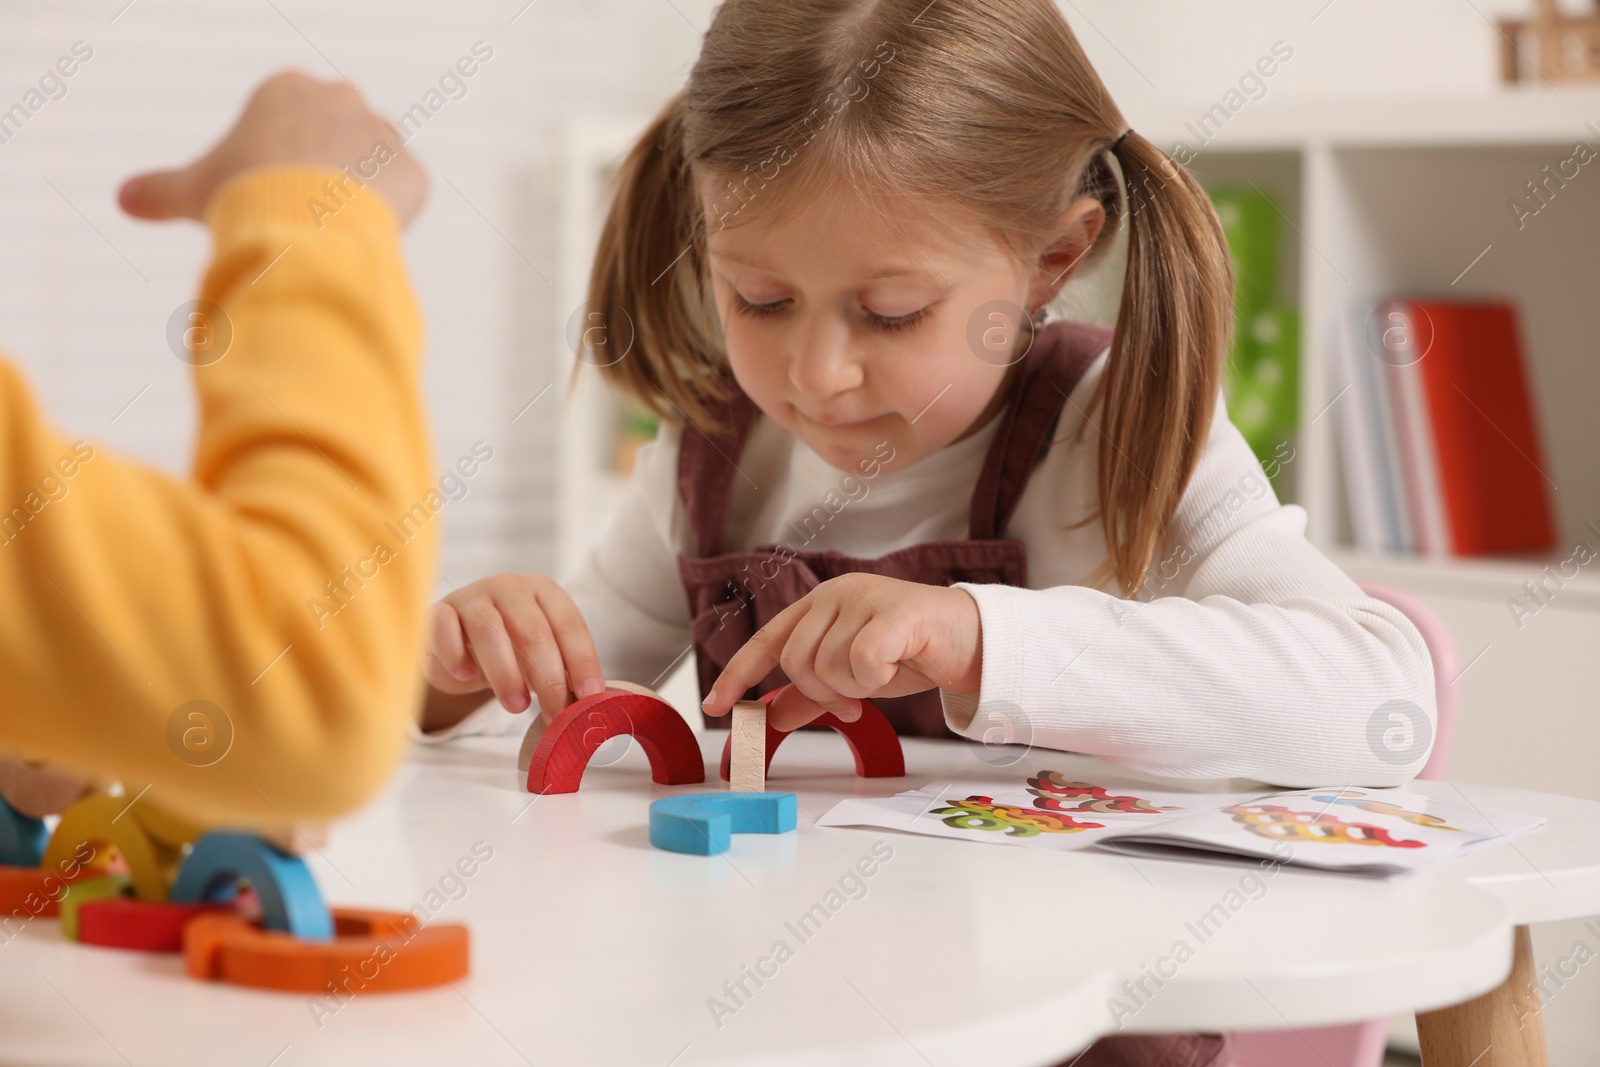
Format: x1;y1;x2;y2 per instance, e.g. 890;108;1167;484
787;314;863;399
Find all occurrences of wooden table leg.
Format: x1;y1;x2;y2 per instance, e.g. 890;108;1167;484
1416;924;1548;1066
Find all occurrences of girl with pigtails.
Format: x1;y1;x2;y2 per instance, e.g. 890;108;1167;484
419;3;1434;1059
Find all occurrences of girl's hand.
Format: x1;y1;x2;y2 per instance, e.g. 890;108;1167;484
701;574;983;732
422;574;605;726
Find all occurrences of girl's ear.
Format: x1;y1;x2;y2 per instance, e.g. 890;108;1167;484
1027;195;1107;309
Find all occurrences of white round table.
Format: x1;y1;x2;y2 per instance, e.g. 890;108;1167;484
3;731;1597;1066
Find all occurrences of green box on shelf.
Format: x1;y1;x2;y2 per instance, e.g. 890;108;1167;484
1226;304;1300;474
1209;183;1299;486
1208;185;1280;322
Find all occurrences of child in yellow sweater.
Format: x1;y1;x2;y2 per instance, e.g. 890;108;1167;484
0;73;436;829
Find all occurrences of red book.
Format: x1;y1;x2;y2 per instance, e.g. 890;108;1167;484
1379;299;1554;556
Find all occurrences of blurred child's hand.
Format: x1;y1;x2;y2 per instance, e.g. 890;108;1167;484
701;575;983;732
422;574;606;725
0;754;92;818
117;70;427;227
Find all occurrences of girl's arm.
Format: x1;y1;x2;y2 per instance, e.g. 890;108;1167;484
942;392;1436;789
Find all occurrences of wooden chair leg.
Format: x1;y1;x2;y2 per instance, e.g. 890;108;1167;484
1416;924;1548;1066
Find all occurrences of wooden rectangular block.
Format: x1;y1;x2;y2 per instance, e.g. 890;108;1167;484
729;702;767;793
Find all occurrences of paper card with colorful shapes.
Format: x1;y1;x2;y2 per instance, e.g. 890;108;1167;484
814;769;1275;852
1098;787;1546;877
816;774;1546;877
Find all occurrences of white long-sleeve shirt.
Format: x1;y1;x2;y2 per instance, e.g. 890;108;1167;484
429;348;1436;787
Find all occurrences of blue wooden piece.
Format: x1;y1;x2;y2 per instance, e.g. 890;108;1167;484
170;831;332;940
648;792;798;856
0;794;47;868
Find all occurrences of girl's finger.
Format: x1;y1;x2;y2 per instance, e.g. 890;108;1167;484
428;602;477;683
493;589;570;723
704;597;809;716
848;613;907;693
767;684;860;732
534;581;606;700
454;598;531;713
776;599;838;703
814;605;870;695
776;603;864;725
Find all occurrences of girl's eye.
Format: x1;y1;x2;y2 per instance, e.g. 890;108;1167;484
730;292;931;333
866;307;931;333
731;293;787;318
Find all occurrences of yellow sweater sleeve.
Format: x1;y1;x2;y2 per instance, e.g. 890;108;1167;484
0;167;436;825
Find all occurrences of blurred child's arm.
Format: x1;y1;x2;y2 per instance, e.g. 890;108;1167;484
941;394;1435;789
0;164;434;826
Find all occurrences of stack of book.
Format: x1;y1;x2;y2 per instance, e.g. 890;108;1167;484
1333;298;1555;557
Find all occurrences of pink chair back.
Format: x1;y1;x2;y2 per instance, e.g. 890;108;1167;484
1227;582;1458;1067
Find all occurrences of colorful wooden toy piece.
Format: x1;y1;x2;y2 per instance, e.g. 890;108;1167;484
78;897;237;953
0;795;48;868
525;689;705;794
58;874;132;942
41;794;181;902
170;831;333;940
648;792;797;856
718;690;905;782
184;907;470;992
127;798;206;849
729;701;767;793
0;861;97;919
517;679;669;773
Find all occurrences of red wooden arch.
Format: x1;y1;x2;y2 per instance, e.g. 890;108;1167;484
525;691;706;795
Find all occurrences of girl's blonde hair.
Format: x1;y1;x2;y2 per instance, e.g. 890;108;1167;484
584;0;1233;596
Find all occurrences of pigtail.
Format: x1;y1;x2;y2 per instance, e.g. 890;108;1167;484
580;90;730;431
1091;132;1234;596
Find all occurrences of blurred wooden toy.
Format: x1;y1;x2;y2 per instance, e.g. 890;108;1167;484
648;792;797;856
127;797;205;849
1499;0;1600;83
517;679;663;773
124;794;328;857
57;873;132;941
170;831;333;940
525;686;704;794
718;688;906;782
42;794;181;902
0;865;84;918
0;756;92;819
184;907;470;992
78;897;237;953
0;795;48;868
729;701;767;792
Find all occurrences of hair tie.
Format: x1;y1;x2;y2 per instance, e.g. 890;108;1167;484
1110;128;1133;152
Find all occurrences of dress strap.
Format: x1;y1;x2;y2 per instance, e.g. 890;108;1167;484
966;321;1114;540
676;390;762;559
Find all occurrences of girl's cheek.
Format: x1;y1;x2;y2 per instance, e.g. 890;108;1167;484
724;327;784;402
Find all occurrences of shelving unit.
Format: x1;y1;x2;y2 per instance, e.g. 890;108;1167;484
1142;91;1600;605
